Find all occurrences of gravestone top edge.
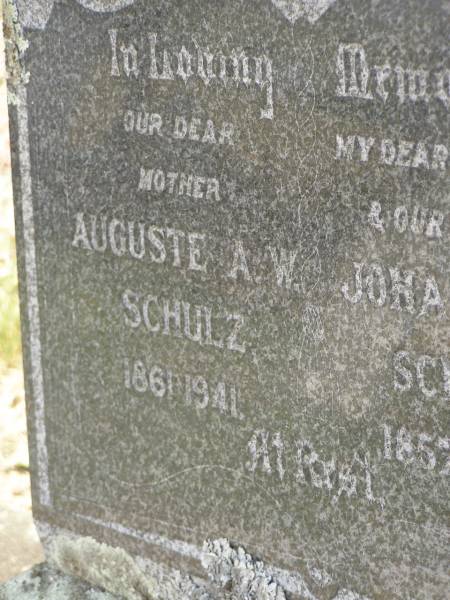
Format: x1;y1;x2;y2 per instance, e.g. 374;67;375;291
12;0;338;30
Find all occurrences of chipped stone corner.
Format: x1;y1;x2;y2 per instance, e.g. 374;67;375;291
35;521;213;600
48;536;158;600
32;522;372;600
2;0;29;104
202;539;287;600
47;534;291;600
35;523;291;600
201;538;371;600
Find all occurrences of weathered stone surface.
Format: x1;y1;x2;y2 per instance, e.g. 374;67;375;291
0;562;121;600
4;0;449;598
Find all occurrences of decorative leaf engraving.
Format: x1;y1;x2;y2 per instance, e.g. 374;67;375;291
15;0;136;30
15;0;54;30
271;0;337;24
18;0;336;30
76;0;136;13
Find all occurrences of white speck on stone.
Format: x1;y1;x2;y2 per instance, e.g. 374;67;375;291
308;564;332;587
332;590;371;600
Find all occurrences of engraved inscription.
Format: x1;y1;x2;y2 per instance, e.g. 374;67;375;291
138;166;221;202
109;30;274;119
71;213;325;299
337;43;450;109
124;110;235;146
10;1;450;598
124;357;244;420
383;424;449;475
246;430;385;508
369;201;447;239
122;289;246;354
336;134;449;171
72;213;209;272
341;262;444;316
393;351;450;399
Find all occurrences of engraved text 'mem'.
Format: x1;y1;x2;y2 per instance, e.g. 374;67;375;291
337;43;450;110
109;30;274;120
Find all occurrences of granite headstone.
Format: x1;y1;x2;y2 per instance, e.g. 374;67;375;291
4;0;449;598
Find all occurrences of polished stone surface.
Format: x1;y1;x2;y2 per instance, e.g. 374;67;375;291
5;1;449;598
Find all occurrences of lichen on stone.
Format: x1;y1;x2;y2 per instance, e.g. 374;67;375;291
50;536;157;600
2;0;29;104
202;538;286;600
136;563;213;600
0;562;120;600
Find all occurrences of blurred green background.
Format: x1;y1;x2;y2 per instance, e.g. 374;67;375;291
0;13;44;583
0;102;20;372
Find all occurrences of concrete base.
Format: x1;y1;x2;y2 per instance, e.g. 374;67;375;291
0;562;121;599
